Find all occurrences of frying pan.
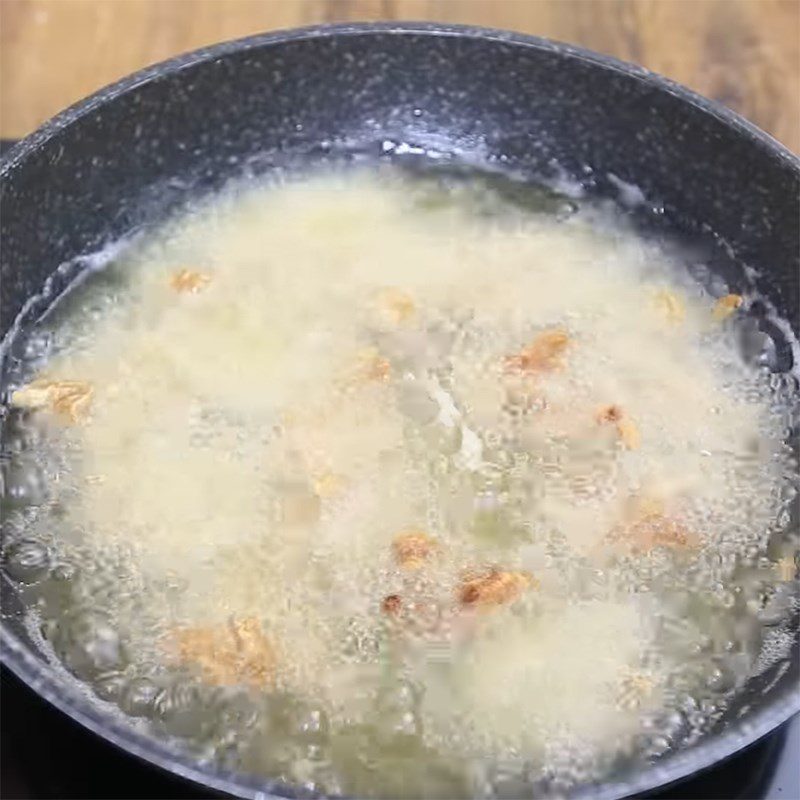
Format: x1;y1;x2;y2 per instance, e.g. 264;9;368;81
1;22;798;800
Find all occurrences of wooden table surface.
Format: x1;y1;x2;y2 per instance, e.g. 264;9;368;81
1;0;798;153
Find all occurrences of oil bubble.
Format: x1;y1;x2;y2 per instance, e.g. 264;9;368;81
4;539;49;584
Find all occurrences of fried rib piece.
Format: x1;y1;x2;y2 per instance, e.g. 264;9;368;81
340;347;392;388
374;288;416;324
652;289;685;324
11;379;93;423
358;349;391;383
312;471;348;498
503;329;570;374
169;269;211;293
611;497;698;554
595;404;641;450
595;404;624;424
712;293;743;321
171;616;276;688
392;530;438;569
381;594;403;616
617;418;641;450
457;569;534;609
628;514;694;552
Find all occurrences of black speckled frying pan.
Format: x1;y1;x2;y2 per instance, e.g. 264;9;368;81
1;22;798;800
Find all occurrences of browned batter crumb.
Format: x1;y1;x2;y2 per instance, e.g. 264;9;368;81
341;348;392;387
391;530;438;569
595;404;624;424
312;471;348;498
11;379;93;423
617;418;641;450
503;329;570;374
374;287;416;324
610;499;698;554
170;616;276;688
712;293;743;321
457;569;534;609
169;269;211;293
595;405;641;450
381;594;403;616
652;289;686;324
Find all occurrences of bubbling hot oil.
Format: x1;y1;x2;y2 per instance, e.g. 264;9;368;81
2;165;798;797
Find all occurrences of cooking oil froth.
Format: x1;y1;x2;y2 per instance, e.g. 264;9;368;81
2;165;798;797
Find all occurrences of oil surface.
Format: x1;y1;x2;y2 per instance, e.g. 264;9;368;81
2;165;798;798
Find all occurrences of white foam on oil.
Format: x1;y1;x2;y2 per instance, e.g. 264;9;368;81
6;166;798;796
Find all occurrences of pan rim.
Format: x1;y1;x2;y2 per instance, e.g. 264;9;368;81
1;20;798;800
1;20;798;175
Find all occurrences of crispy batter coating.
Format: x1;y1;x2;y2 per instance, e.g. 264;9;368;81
617;418;641;450
613;497;697;554
381;594;403;616
595;405;641;450
169;269;211;293
341;348;392;388
361;353;391;383
630;514;694;552
391;530;438;569
312;471;348;498
457;569;534;608
11;379;93;423
595;404;624;424
374;288;416;324
503;329;570;374
712;293;743;321
652;289;685;324
171;616;276;688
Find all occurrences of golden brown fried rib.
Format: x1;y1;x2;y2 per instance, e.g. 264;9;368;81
169;269;211;293
381;594;403;616
652;289;686;324
712;293;744;321
361;354;391;383
374;288;416;324
503;329;570;374
595;404;641;450
610;497;698;554
595;404;623;424
617;418;641;450
632;514;694;551
170;616;276;688
339;347;392;389
11;379;93;423
312;471;348;498
457;569;535;609
391;530;439;569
